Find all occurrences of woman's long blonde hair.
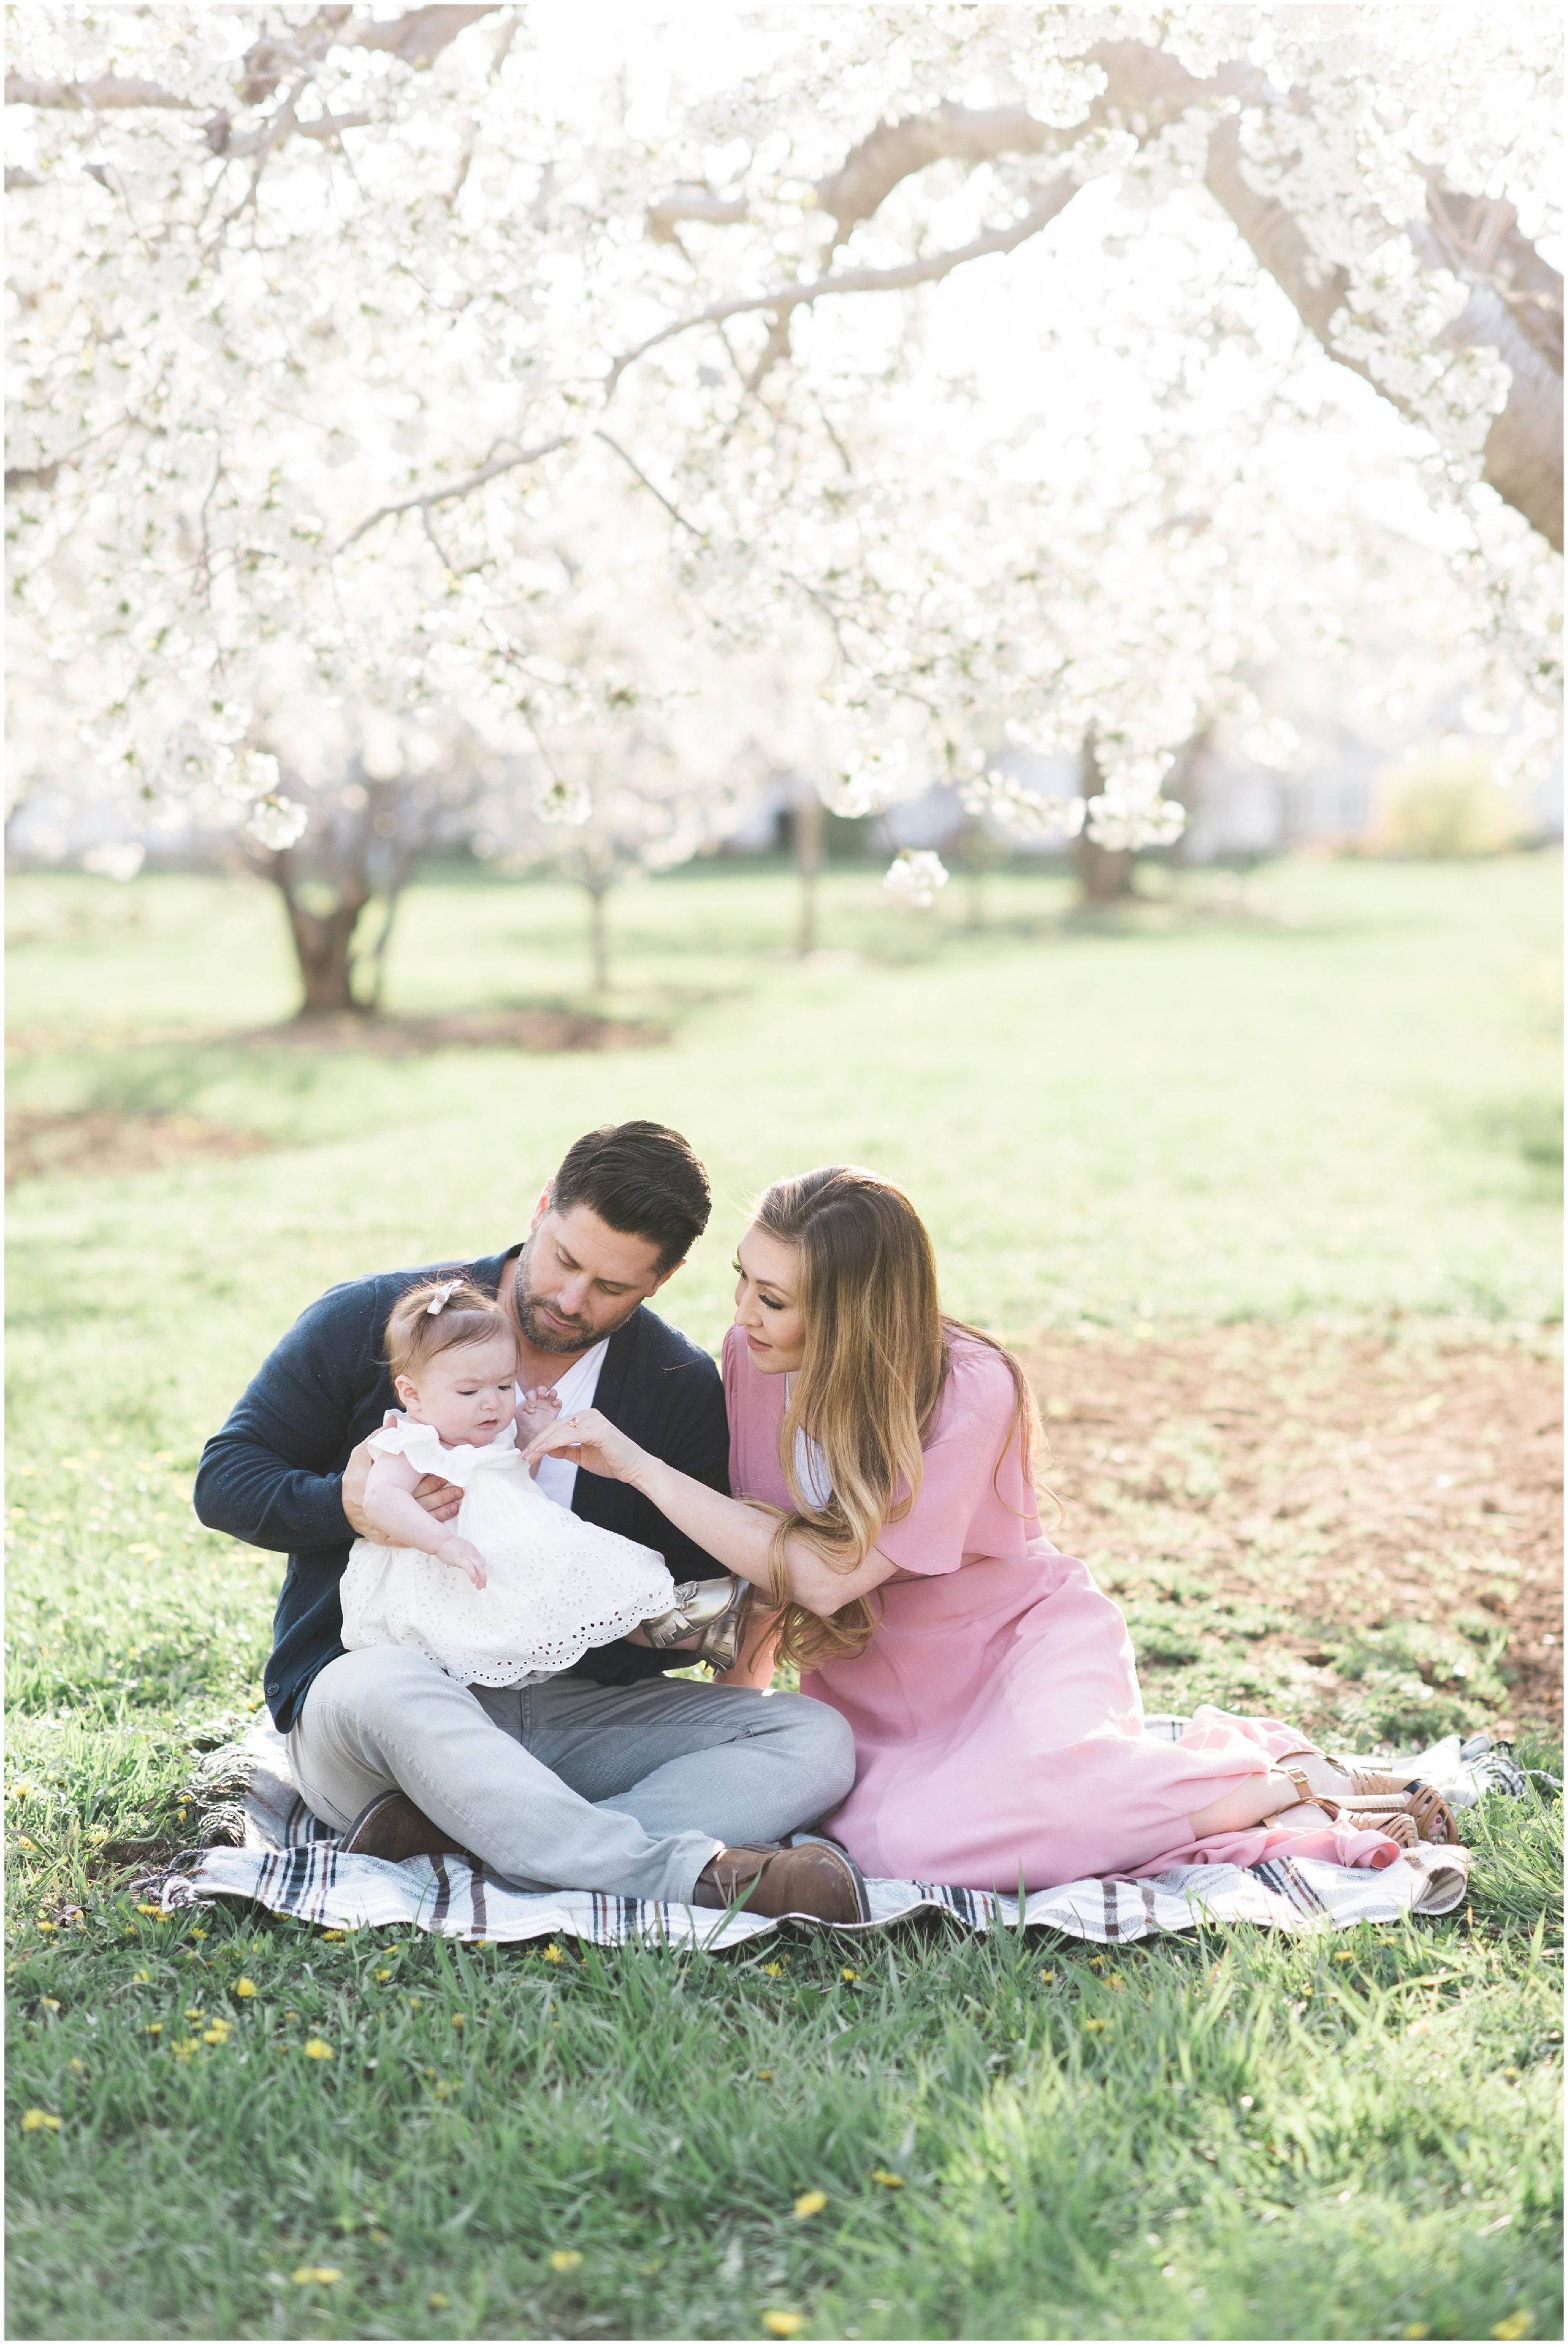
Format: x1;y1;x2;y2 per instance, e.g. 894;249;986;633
751;1166;1041;1671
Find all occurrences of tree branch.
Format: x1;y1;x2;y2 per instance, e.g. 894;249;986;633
4;73;193;110
606;170;1083;395
336;433;572;549
646;189;749;247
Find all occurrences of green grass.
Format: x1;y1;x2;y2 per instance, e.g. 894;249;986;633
6;853;1563;2339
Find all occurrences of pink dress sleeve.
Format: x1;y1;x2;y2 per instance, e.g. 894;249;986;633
871;1341;1044;1578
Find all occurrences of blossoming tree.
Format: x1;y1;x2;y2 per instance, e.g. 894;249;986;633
6;2;1560;989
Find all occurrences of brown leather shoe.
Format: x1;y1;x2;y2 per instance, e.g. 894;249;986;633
692;1839;870;1923
341;1790;469;1864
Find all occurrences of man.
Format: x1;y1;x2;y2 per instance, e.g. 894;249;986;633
196;1120;864;1922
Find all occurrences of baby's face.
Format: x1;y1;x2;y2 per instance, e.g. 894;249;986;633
396;1334;519;1448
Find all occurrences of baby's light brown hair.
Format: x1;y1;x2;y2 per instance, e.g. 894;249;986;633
385;1276;518;1385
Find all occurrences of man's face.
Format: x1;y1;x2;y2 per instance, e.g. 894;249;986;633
514;1198;676;1355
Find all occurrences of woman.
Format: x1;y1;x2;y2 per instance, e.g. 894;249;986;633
527;1167;1453;1891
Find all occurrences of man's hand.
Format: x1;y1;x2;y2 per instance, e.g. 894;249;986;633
341;1438;462;1538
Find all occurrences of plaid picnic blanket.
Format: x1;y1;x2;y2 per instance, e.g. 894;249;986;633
153;1715;1522;1948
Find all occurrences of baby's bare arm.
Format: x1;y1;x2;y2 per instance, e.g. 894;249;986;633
364;1455;487;1588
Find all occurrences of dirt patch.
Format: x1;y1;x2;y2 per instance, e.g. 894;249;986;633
6;1110;274;1189
238;1007;667;1055
1019;1326;1562;1744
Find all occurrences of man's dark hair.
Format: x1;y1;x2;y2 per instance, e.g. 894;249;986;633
550;1121;711;1275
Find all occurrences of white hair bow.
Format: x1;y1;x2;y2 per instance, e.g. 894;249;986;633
426;1279;462;1316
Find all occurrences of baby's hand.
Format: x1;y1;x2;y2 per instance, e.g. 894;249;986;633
516;1387;561;1476
516;1385;562;1437
436;1534;488;1591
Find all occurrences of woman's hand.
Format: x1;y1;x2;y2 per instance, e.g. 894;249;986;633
521;1405;652;1489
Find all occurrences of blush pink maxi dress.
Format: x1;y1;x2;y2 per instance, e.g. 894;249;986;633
724;1326;1401;1890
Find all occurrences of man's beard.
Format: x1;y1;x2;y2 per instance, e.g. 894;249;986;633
512;1245;638;1356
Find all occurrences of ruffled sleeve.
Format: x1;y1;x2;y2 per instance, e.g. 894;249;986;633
871;1342;1044;1578
366;1413;469;1485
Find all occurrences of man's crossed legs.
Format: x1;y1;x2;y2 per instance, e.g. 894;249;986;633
289;1648;858;1905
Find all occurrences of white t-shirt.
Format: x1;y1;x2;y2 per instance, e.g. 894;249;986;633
522;1337;609;1513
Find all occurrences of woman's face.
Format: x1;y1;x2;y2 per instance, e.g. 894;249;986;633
733;1223;806;1374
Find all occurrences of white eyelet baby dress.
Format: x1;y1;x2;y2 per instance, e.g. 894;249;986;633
339;1413;677;1688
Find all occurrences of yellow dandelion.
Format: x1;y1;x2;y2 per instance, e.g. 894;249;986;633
1404;2328;1429;2339
290;2266;342;2286
840;1967;860;1983
763;1962;785;1978
872;2169;904;2189
201;2024;230;2046
68;2060;85;2074
762;2314;806;2338
235;1979;257;1998
793;2190;827;2220
757;2068;774;2080
429;2293;451;2310
41;1997;60;2013
451;2013;465;2028
34;1917;55;1931
549;2250;583;2272
322;1929;346;1942
541;1944;564;1964
1492;2317;1532;2342
1084;2018;1111;2032
21;2110;61;2132
304;2038;334;2061
132;1970;150;1985
376;1969;392;1982
169;2038;198;2060
1039;1971;1055;1984
184;2007;204;2019
189;1928;207;1940
144;2023;162;2035
1333;1951;1355;1962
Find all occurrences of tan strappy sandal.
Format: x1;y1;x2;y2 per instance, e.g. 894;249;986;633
1262;1764;1458;1847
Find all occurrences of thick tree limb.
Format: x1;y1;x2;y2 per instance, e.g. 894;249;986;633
351;5;501;66
1203;110;1564;549
815;100;1061;245
4;73;194;110
9;6;501;117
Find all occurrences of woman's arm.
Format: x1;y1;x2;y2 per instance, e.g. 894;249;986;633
522;1410;897;1615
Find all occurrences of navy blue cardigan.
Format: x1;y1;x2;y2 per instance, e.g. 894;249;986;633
194;1247;731;1731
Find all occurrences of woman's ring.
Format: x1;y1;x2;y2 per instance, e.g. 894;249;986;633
569;1415;580;1428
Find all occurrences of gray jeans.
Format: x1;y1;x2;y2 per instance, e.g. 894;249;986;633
288;1646;857;1903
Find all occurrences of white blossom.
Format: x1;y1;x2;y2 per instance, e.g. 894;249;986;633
882;849;950;907
245;794;309;851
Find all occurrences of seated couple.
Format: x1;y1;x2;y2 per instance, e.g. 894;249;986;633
196;1120;1456;1927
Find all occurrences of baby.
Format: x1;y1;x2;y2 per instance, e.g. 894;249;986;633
341;1275;677;1689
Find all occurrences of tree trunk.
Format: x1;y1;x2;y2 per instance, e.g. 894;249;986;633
587;884;611;992
275;880;375;1016
793;784;823;955
1074;832;1136;907
1073;738;1136;907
